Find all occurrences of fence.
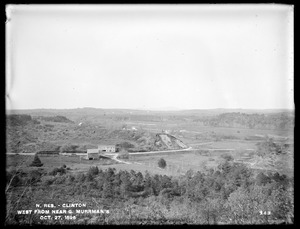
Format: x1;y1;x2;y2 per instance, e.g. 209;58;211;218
37;151;59;155
37;150;87;156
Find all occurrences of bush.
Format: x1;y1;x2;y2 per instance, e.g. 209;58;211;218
221;154;234;162
28;170;42;184
76;173;86;182
116;142;135;151
77;144;97;151
88;166;99;176
117;150;129;159
66;174;75;184
30;154;43;167
41;175;55;186
59;144;79;153
53;176;67;184
255;172;271;186
33;119;41;125
48;167;66;176
158;158;167;169
6;172;22;187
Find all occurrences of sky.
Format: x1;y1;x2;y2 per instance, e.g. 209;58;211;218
6;4;294;110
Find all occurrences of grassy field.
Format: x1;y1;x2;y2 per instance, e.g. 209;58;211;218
6;134;294;177
193;140;257;150
128;151;223;175
6;155;118;174
134;121;293;145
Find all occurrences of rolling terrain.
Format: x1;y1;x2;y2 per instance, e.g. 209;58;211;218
5;108;294;225
6;108;294;176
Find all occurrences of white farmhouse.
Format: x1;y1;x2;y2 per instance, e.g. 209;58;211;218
98;145;116;153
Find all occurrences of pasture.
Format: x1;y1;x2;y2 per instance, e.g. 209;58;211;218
126;120;293;145
6;155;118;174
128;151;223;175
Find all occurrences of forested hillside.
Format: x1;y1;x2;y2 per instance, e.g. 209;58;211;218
194;112;294;130
6;114;186;153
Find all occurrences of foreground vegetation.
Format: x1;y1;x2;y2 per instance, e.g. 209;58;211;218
6;157;293;225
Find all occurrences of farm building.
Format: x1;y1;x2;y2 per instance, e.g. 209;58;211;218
98;145;116;153
87;149;100;160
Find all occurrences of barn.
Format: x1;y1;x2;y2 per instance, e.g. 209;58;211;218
86;149;100;160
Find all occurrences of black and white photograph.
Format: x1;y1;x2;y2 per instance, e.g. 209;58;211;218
5;4;294;225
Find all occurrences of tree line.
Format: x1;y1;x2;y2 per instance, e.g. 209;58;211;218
193;112;294;130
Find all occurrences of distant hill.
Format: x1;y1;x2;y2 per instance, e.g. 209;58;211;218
36;115;74;123
193;112;294;130
5;113;188;153
6;108;294;131
6;108;294;128
6;114;32;126
6;107;294;116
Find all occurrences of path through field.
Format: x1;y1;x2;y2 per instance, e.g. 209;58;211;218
103;153;131;164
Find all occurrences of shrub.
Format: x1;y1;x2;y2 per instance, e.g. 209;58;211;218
6;172;22;187
48;167;66;176
59;144;78;153
77;144;97;151
41;175;55;186
28;170;42;184
33;119;41;125
117;150;129;159
221;154;234;162
88;166;99;176
76;173;86;182
116;142;135;151
255;172;271;186
30;154;43;167
158;158;167;169
53;176;67;184
66;174;75;184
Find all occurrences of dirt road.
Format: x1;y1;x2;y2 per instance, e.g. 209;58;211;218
103;153;131;164
126;147;193;155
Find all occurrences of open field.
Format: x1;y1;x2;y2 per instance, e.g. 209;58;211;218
6;155;118;174
6;154;178;176
128;151;223;175
5;151;231;177
7;140;293;177
129;122;293;147
191;140;257;150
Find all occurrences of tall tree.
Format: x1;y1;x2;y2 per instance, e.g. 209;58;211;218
30;154;43;167
158;158;167;169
